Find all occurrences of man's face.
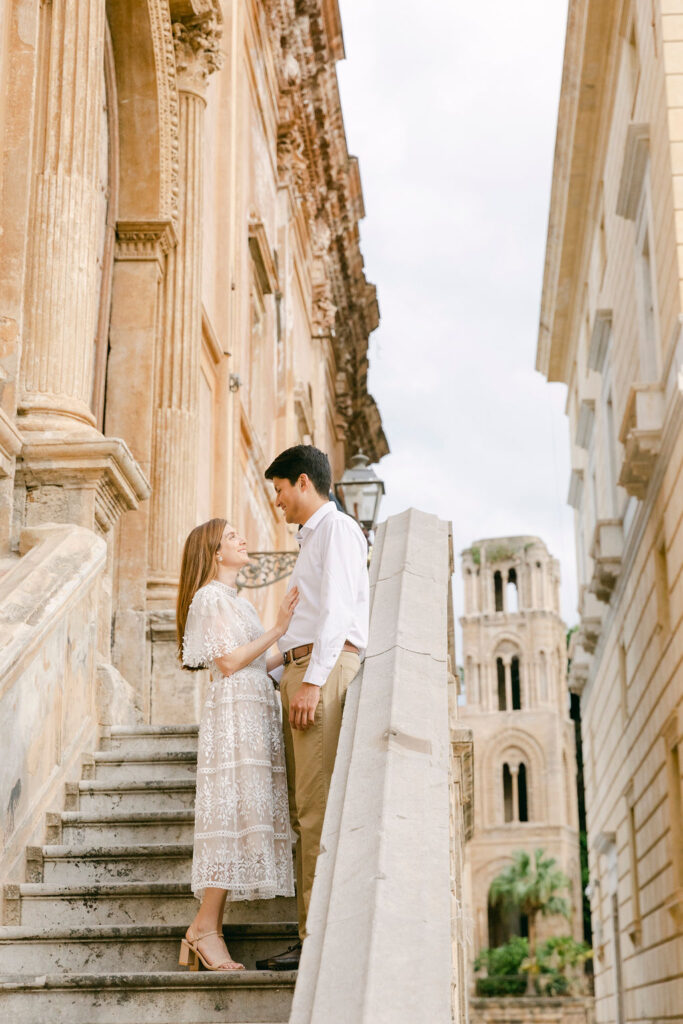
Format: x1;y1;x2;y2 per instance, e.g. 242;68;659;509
271;476;303;524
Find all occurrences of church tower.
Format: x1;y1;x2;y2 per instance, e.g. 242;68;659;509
459;536;582;953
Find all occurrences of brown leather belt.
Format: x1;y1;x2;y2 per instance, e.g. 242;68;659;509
282;641;359;666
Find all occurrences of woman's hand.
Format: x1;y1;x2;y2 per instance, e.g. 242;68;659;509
275;586;299;636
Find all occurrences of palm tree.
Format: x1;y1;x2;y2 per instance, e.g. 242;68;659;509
489;849;571;994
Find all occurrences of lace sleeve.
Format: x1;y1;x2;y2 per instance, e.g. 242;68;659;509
182;586;242;668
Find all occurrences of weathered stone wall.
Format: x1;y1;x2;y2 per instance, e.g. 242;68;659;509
0;525;138;906
537;1;683;1020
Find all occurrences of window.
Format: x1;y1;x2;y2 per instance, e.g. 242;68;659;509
605;391;620;516
511;657;522;710
488;888;528;948
625;785;642;943
506;569;519;612
518;763;528;822
664;719;683;895
502;760;530;823
618;642;629;722
635;188;660;382
494;571;503;612
503;764;513;822
497;658;506;711
654;534;671;635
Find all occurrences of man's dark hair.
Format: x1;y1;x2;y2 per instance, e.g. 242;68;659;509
265;445;332;497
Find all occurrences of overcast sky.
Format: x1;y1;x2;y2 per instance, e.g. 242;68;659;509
336;1;577;642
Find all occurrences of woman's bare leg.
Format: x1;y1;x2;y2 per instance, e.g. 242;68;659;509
188;888;244;969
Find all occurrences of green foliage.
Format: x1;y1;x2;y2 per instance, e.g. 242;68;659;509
474;936;529;976
485;543;515;563
475;935;593;998
469;545;481;565
475;975;527;997
489;849;571;924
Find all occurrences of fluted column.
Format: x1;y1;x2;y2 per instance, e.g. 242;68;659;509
147;14;222;605
20;0;107;430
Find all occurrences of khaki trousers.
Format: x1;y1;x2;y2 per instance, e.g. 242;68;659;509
280;650;360;940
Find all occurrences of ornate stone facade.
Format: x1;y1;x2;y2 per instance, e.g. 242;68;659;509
537;2;683;1020
0;0;386;886
459;537;582;959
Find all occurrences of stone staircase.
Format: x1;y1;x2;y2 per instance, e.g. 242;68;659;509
0;725;298;1024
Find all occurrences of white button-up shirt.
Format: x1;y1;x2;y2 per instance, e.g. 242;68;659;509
278;501;369;686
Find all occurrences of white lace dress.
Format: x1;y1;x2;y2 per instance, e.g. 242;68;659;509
182;580;294;901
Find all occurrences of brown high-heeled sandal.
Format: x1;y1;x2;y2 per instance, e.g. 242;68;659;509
178;927;245;971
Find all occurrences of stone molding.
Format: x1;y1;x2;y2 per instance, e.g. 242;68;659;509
115;220;178;268
0;409;22;478
148;0;181;221
248;217;279;295
262;0;388;461
16;436;151;534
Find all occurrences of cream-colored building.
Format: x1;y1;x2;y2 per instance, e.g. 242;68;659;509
0;0;386;887
537;1;683;1021
459;536;582;957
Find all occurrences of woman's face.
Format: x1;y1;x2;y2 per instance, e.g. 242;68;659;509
216;523;249;569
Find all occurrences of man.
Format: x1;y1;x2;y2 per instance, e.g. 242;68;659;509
256;445;368;970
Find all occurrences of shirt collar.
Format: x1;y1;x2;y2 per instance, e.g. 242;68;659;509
296;500;334;541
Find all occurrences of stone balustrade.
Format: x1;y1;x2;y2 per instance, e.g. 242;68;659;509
0;524;138;911
290;508;473;1024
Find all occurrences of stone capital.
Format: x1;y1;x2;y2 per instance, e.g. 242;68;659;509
115;220;178;270
172;13;223;96
16;435;151;535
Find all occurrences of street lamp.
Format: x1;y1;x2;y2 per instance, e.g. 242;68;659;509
334;451;385;533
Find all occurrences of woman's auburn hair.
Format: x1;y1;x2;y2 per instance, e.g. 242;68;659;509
176;517;228;668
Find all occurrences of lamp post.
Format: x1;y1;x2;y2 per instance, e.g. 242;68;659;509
334;451;385;537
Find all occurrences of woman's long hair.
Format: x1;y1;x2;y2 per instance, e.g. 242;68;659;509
176;518;227;668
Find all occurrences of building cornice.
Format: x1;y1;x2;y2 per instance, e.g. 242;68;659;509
536;0;620;384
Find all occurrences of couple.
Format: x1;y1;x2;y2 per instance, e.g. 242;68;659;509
175;445;368;972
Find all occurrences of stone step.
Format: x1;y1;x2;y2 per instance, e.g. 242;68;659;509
0;970;296;1023
33;844;193;885
4;882;297;928
73;778;196;811
90;750;197;783
103;725;199;753
58;811;195;846
0;922;298;974
73;779;196;814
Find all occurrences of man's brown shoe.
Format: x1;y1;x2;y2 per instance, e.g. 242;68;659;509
255;941;302;971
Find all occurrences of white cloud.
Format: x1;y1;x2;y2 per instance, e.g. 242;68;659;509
337;0;577;648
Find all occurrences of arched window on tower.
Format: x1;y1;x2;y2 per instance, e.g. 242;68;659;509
497;658;506;710
503;763;513;822
494;571;504;611
511;656;522;709
518;763;528;821
506;568;519;613
502;760;531;823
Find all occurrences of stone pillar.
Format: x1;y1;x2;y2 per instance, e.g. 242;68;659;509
146;14;222;608
19;0;107;432
510;765;520;822
13;1;149;541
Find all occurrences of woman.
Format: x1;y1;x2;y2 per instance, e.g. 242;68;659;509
176;518;297;971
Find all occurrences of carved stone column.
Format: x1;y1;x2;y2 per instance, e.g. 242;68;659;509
19;0;107;431
13;1;149;541
504;658;512;711
146;11;222;613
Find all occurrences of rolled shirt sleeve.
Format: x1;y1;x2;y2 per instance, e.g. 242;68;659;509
303;519;366;686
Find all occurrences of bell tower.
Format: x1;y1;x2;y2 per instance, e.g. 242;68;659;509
459;536;582;953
